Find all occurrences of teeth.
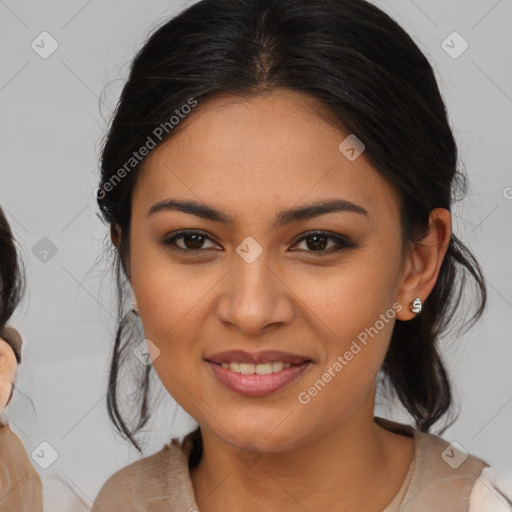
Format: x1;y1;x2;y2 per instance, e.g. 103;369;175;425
272;361;284;372
220;361;293;374
240;363;255;374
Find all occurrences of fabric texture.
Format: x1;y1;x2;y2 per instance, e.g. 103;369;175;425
0;423;43;511
92;416;503;512
468;467;512;512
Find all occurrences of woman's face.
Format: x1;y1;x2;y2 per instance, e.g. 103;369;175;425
128;91;412;452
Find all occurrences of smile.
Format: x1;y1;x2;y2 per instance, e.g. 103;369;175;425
206;360;312;396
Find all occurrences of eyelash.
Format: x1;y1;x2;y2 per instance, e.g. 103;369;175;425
159;229;354;255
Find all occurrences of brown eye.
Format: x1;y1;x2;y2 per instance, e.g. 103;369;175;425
178;232;207;250
304;234;329;251
291;231;354;254
160;230;220;253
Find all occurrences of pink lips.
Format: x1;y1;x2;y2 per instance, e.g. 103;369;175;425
205;349;313;396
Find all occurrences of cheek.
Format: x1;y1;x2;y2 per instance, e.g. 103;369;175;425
132;267;212;379
287;245;402;399
132;262;210;408
289;246;401;343
129;242;226;412
130;226;214;338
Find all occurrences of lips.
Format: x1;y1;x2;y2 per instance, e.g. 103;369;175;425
205;349;312;365
206;359;313;396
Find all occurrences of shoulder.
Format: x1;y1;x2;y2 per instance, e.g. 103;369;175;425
390;424;490;510
91;443;175;512
0;423;43;511
413;428;489;475
469;467;512;512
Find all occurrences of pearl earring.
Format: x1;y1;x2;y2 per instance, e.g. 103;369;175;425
411;297;422;314
132;298;139;316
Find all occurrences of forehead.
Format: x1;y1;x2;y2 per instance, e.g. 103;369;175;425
134;91;400;224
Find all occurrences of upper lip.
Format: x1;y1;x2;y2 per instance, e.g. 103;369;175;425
205;349;312;365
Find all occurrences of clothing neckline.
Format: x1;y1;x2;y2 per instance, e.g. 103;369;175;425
94;415;488;510
374;416;419;511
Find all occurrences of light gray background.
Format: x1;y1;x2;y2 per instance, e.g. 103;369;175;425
0;0;511;509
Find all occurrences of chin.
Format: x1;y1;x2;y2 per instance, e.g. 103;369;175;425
212;420;303;455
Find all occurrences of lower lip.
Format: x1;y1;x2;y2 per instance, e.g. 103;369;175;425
206;360;312;396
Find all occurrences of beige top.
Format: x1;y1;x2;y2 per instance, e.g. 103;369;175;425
0;423;43;511
92;416;489;512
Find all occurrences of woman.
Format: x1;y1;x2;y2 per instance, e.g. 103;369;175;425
91;0;511;510
0;207;43;510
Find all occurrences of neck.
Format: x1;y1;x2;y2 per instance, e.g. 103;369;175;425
189;403;414;512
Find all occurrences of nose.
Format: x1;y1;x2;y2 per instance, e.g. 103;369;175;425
215;254;295;336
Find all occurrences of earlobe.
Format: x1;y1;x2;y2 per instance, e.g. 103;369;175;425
395;208;452;321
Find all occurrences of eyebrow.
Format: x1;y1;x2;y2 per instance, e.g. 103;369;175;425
147;198;369;228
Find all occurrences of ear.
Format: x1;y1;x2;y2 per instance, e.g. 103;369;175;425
0;338;17;411
395;208;452;321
